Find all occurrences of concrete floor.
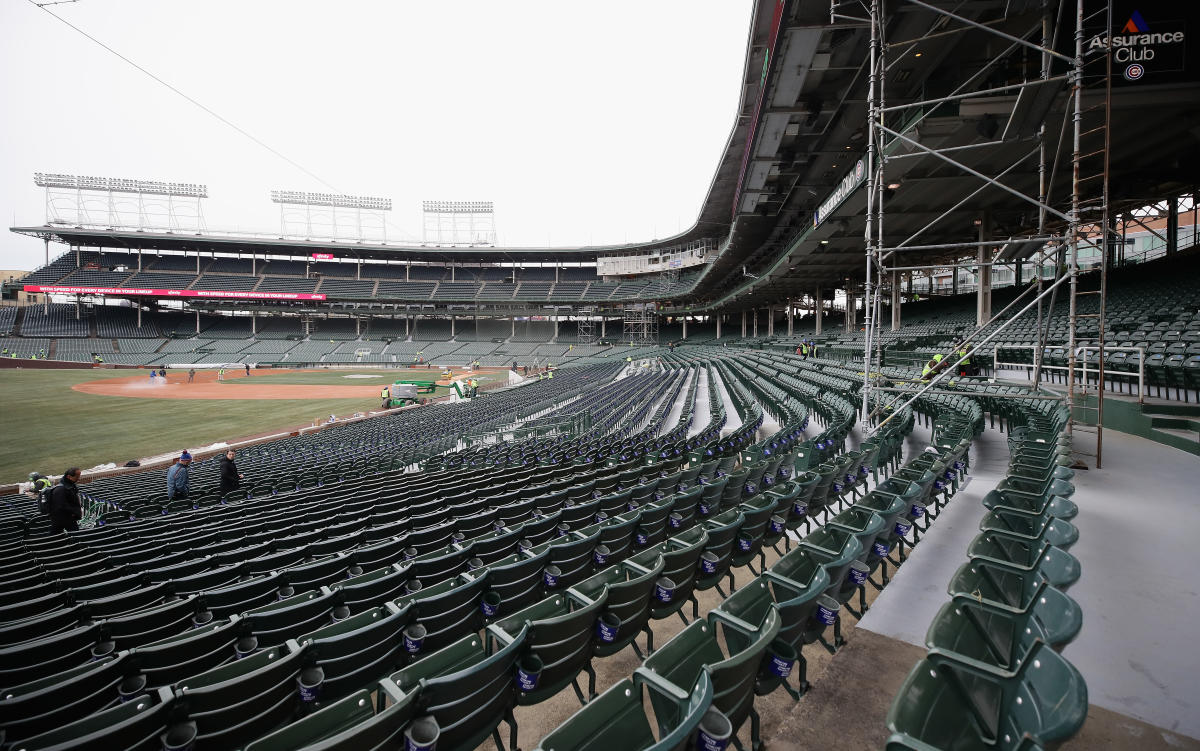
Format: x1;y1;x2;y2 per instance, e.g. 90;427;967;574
1054;428;1200;739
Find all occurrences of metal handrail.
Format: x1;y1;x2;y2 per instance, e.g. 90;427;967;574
993;344;1144;403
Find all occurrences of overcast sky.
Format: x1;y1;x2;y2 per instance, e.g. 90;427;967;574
0;1;752;270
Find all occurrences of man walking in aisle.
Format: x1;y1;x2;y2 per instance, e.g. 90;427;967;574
47;468;83;533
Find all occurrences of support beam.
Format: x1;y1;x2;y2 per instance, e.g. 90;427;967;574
977;213;993;326
450;315;455;338
752;309;758;338
814;289;823;335
741;310;747;338
1167;196;1179;255
251;313;256;335
767;308;774;337
716;315;722;339
682;318;688;339
137;304;141;329
787;301;794;336
891;271;901;331
195;310;200;334
601;317;606;338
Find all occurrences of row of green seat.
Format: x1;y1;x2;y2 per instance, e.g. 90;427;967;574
886;404;1088;750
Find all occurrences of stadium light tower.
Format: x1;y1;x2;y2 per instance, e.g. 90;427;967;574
421;200;496;246
270;190;392;242
34;172;208;231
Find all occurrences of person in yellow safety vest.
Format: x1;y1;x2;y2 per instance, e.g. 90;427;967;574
956;344;973;377
921;353;944;380
547;370;554;379
381;386;391;408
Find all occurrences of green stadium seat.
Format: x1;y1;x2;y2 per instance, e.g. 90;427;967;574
947;560;1082;648
487;590;606;705
642;610;782;751
390;627;528;751
967;532;1081;590
574;556;665;662
886;642;1087;750
12;686;177;751
534;672;714;751
290;602;410;705
243;681;418;751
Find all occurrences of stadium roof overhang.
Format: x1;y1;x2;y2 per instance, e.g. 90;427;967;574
670;0;1200;314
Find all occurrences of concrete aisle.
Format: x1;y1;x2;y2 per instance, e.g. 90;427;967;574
660;368;695;435
1056;429;1200;739
688;367;711;438
711;368;743;437
855;419;1008;646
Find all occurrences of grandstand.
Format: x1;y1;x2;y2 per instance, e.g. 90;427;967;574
2;1;1199;750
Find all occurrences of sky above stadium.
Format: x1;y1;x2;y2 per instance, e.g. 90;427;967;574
0;1;752;270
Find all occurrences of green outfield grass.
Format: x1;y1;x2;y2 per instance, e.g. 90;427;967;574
0;370;373;484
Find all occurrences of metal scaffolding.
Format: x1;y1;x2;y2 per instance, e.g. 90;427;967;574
844;0;1115;466
622;303;659;346
576;306;598;344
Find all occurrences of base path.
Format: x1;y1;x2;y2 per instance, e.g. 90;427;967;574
76;369;393;400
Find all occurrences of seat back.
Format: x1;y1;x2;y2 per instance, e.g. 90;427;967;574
485;549;552;619
536;672;713;751
243;589;336;647
294;603;411;703
644;527;709;619
175;645;307;750
337;564;413;614
490;593;606;705
392;627;527;751
575;558;666;657
403;575;487;656
244;683;418;751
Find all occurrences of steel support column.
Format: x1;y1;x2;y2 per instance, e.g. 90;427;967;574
891;271;901;331
977;213;993;326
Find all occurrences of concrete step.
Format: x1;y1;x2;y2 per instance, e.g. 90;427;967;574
1147;427;1200;457
1141;403;1200;418
1149;416;1200;433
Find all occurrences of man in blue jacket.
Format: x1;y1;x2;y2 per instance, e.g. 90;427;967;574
167;451;192;500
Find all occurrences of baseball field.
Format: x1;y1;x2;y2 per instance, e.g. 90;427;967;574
0;366;509;484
